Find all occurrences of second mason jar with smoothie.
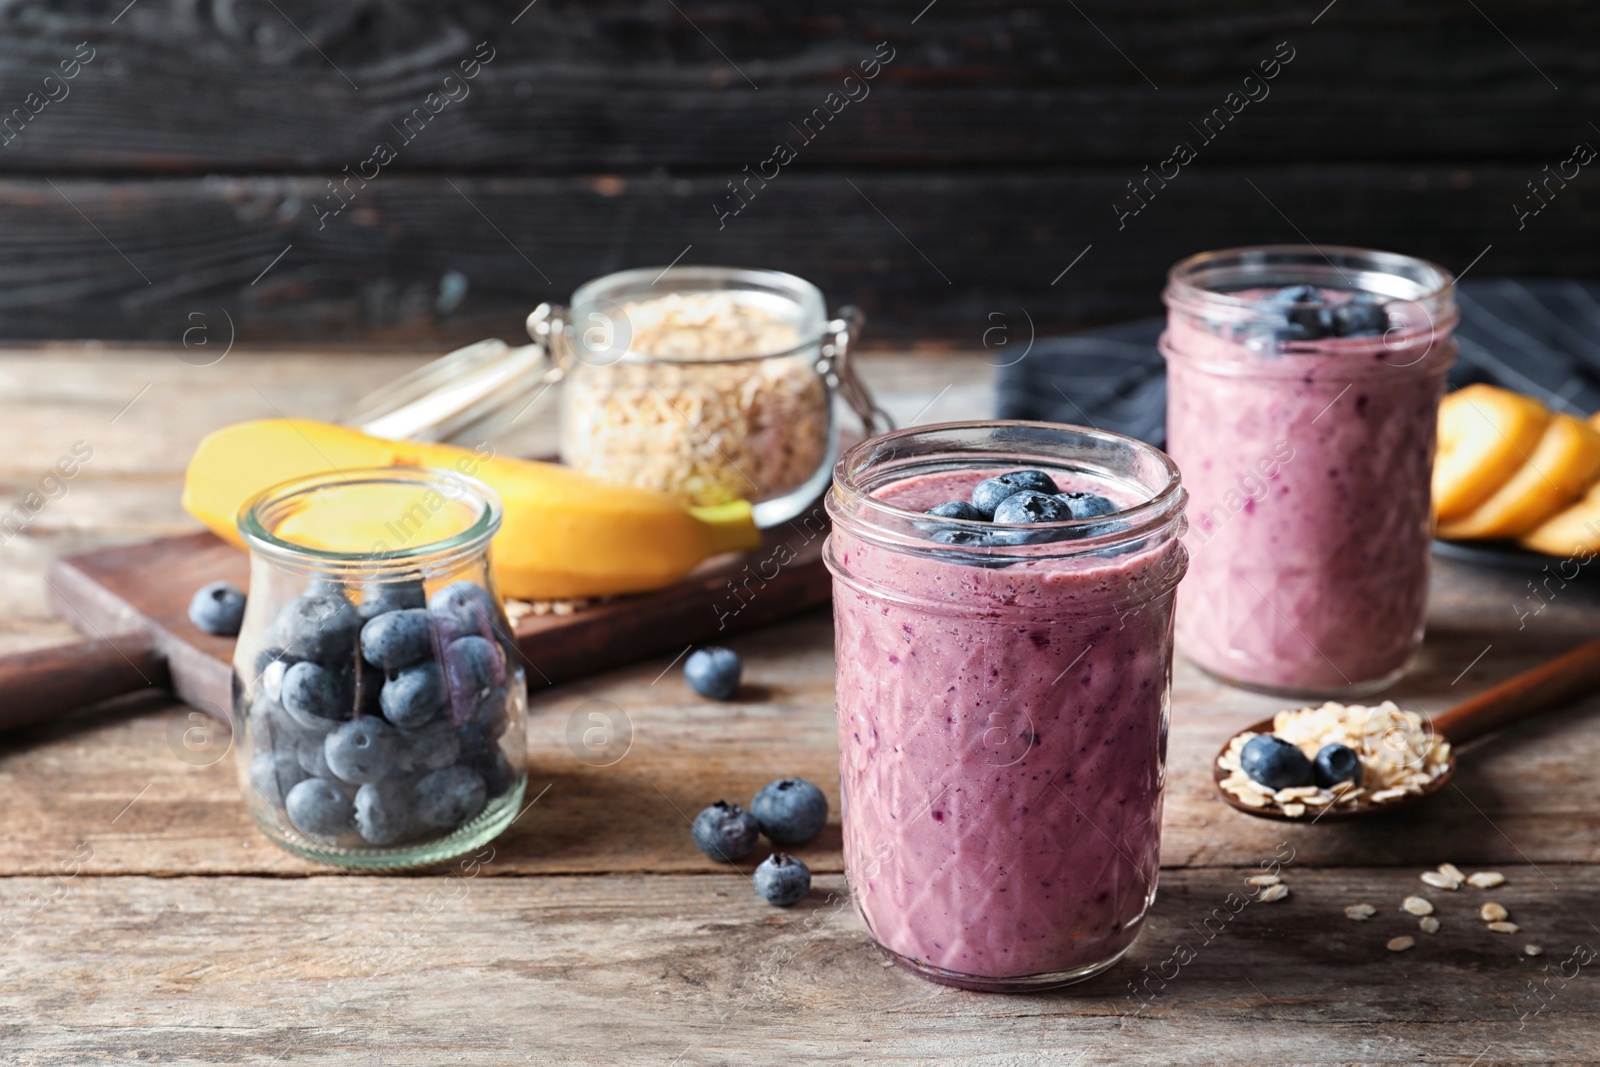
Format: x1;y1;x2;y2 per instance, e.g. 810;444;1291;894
1162;245;1458;696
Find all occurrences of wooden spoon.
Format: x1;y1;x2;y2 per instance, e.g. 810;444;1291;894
1213;635;1600;822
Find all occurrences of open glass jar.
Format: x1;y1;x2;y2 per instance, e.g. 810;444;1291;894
825;422;1188;990
233;467;527;869
1162;245;1457;697
529;266;889;527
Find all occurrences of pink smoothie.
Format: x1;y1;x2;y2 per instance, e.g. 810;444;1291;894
827;467;1184;985
1163;290;1453;691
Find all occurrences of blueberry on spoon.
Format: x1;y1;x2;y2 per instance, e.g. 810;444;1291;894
1239;735;1315;790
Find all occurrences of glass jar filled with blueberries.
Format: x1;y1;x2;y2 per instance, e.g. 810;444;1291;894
233;467;527;868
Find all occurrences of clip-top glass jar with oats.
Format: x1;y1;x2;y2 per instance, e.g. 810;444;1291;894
528;266;890;526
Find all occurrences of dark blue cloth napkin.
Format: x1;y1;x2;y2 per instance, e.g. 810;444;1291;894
997;280;1600;447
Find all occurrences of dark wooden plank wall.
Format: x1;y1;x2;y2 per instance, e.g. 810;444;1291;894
0;0;1592;345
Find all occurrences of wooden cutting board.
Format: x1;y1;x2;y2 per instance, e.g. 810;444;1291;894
43;513;832;724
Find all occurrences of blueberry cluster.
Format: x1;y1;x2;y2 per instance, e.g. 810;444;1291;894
691;777;827;906
923;469;1119;548
1268;285;1390;344
1240;735;1363;791
245;577;519;847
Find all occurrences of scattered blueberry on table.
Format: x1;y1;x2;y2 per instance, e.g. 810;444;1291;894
1239;734;1315;790
685;646;742;700
189;581;246;636
751;777;828;846
753;853;812;907
691;801;761;862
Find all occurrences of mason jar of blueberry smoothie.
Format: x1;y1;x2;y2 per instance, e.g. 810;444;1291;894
1162;246;1457;696
825;422;1187;990
232;467;527;868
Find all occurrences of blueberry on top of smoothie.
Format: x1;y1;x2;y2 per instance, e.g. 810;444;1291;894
970;470;1059;518
1271;321;1317;345
1239;734;1315;790
1266;286;1390;343
1330;294;1389;338
926;500;985;521
1056;492;1118;519
993;490;1074;525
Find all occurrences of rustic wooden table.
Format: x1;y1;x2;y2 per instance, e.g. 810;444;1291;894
2;346;1598;1066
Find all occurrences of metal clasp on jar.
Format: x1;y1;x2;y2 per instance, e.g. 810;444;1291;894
820;306;893;436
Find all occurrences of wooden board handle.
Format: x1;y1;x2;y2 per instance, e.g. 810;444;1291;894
0;638;168;734
1431;635;1600;745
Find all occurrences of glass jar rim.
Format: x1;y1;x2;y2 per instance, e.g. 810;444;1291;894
565;264;829;365
827;420;1187;563
238;466;503;574
1164;244;1456;318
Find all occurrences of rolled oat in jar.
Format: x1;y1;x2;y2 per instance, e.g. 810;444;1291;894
531;267;886;527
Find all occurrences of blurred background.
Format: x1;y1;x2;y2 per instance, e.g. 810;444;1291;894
0;0;1592;348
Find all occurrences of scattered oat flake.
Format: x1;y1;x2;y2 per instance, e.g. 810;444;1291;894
1257;884;1289;902
1402;896;1435;916
1525;944;1544;957
1388;936;1416;952
1480;902;1509;922
1345;903;1377;920
1468;871;1505;888
1420;916;1441;934
1437;862;1466;883
1246;874;1280;887
1420;871;1460;890
1488;921;1520;934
